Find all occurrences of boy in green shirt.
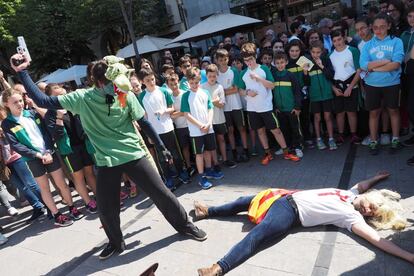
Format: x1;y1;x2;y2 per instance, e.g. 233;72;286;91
271;52;303;158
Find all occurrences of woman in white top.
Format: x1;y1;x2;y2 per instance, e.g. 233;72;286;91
195;171;413;275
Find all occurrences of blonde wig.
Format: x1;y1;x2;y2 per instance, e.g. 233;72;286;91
363;189;407;230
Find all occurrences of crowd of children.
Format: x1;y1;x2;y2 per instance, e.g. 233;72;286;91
1;1;414;251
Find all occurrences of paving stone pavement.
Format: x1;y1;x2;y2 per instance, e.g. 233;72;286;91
0;141;413;276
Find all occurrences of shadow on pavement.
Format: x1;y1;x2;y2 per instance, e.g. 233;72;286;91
340;228;414;275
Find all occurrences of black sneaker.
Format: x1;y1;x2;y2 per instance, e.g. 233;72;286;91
407;156;414;166
182;223;208;241
369;141;379;155
69;207;85;221
99;241;125;260
26;208;45;224
240;152;250;162
400;127;409;137
224;160;237;169
54;214;73;227
402;135;414;147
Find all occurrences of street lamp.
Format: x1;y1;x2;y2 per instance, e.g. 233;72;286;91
118;0;141;68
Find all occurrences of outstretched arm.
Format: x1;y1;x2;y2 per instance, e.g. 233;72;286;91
350;171;390;194
10;53;62;110
136;117;165;149
352;222;414;264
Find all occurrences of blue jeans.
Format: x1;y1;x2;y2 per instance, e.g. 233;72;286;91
8;158;44;210
210;196;297;274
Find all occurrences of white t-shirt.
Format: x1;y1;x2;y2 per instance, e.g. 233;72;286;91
240;65;274;112
201;82;226;125
329;46;360;81
140;87;175;135
180;88;214;137
14;115;46;153
172;90;188;129
217;67;243;112
292;188;364;232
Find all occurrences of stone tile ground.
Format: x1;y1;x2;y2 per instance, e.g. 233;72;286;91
0;142;413;275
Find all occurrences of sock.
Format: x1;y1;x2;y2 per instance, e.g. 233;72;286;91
282;148;289;155
329;137;334;141
317;137;322;141
243;148;249;154
392;136;399;142
265;148;271;154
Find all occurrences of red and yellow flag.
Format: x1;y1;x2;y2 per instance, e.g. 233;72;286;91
248;188;297;224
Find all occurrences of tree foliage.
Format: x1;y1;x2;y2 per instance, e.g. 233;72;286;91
0;0;169;76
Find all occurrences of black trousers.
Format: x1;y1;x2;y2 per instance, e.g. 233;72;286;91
300;99;312;141
159;130;184;178
96;157;191;250
278;111;303;149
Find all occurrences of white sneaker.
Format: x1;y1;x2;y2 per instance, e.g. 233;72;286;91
275;148;284;155
0;233;7;246
295;148;304;158
361;136;371;146
380;133;391;145
7;207;18;217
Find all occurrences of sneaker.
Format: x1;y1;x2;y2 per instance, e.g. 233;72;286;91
261;153;274;165
402;135;414;147
400;127;409;137
295;148;304;158
205;169;224;180
239;152;250;162
54;214;73;227
361;136;371;146
390;139;403;154
336;134;345;145
369;141;379;155
86;200;98;214
0;233;7;246
178;170;190;184
329;139;338;150
26;208;45;224
380;133;391;145
305;140;315;149
70;207;84;221
182;223;208;241
284;153;300;162
350;135;362;144
407;156;414;166
165;178;176;191
198;176;213;190
99;241;125;260
251;147;258;156
274;148;284;155
224;160;237;168
120;191;128;201
7;207;18;217
234;153;242;163
129;185;137;198
317;139;327;150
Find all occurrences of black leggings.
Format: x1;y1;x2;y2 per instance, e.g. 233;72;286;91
96;157;191;249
